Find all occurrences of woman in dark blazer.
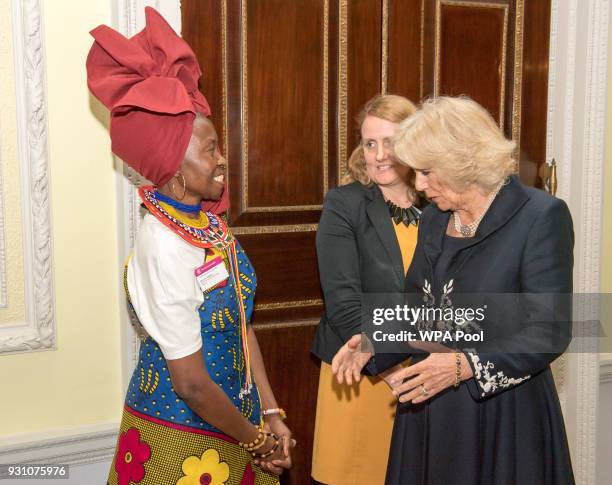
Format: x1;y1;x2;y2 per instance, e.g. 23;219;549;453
311;94;421;485
332;96;575;485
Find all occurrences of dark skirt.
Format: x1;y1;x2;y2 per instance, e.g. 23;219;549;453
385;368;574;485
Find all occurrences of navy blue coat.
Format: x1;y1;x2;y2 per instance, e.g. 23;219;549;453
385;176;575;485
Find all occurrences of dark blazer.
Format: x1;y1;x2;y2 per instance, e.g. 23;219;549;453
311;181;413;366
381;175;574;398
383;179;576;485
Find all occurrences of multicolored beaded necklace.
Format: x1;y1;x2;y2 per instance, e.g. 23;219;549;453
140;186;233;250
138;186;253;396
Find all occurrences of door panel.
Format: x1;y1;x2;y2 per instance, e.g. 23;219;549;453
346;0;383;152
435;3;509;126
246;1;326;209
238;232;321;319
255;325;320;484
388;0;424;101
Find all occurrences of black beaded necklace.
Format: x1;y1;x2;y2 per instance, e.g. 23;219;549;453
386;199;422;226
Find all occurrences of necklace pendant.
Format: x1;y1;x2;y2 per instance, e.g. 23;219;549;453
459;225;473;237
239;384;252;398
385;199;421;227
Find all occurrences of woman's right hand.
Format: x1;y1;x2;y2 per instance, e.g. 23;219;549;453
254;435;294;475
331;334;372;385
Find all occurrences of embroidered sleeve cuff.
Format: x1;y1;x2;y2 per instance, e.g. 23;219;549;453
466;351;531;399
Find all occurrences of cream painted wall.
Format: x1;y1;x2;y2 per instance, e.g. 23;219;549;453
0;0;26;323
0;0;123;435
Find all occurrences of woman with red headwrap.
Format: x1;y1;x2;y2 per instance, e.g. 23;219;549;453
87;8;294;484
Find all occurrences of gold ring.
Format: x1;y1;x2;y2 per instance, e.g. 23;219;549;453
421;384;429;396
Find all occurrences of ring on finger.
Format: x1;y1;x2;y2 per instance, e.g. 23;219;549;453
421;384;429;396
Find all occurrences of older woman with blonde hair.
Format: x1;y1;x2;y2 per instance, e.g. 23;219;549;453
332;96;575;484
311;94;421;484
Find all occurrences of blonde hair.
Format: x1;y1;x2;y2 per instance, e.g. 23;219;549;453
342;94;417;188
394;96;517;192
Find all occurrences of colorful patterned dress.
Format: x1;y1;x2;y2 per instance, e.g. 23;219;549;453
107;188;279;485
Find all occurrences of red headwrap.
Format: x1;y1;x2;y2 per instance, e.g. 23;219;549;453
86;7;211;187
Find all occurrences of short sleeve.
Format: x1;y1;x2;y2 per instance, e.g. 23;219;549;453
127;215;204;360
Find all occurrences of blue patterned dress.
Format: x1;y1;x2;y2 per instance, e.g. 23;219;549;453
107;208;278;485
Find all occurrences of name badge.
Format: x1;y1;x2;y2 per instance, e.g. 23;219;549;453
195;256;229;293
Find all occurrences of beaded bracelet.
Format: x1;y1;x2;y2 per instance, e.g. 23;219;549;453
454;351;462;388
262;408;287;420
252;434;280;459
239;426;266;452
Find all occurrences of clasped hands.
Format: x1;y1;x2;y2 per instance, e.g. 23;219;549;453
253;415;297;475
331;334;473;404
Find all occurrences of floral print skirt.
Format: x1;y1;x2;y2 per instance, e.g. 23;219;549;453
107;405;279;485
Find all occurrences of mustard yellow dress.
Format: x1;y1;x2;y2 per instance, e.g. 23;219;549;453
311;222;418;485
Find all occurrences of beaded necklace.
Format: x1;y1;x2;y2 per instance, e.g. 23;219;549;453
452;182;503;237
140;186;232;250
159;202;211;230
138;186;253;396
385;199;422;226
155;190;201;214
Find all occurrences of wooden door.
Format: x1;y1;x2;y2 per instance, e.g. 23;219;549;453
181;1;551;483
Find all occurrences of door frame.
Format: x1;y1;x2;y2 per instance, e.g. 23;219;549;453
112;0;609;482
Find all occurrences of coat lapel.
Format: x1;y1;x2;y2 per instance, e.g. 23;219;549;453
423;175;532;281
458;176;530;248
365;185;405;285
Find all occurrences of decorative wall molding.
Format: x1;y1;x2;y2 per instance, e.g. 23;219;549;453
546;0;610;483
338;0;348;180
381;0;389;94
0;423;118;473
0;0;55;354
114;0;181;36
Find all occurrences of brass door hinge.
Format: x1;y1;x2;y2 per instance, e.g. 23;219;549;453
541;158;558;196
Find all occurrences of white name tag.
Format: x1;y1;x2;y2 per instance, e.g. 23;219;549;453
195;256;229;293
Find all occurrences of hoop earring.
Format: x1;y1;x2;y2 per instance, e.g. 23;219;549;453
170;172;186;201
